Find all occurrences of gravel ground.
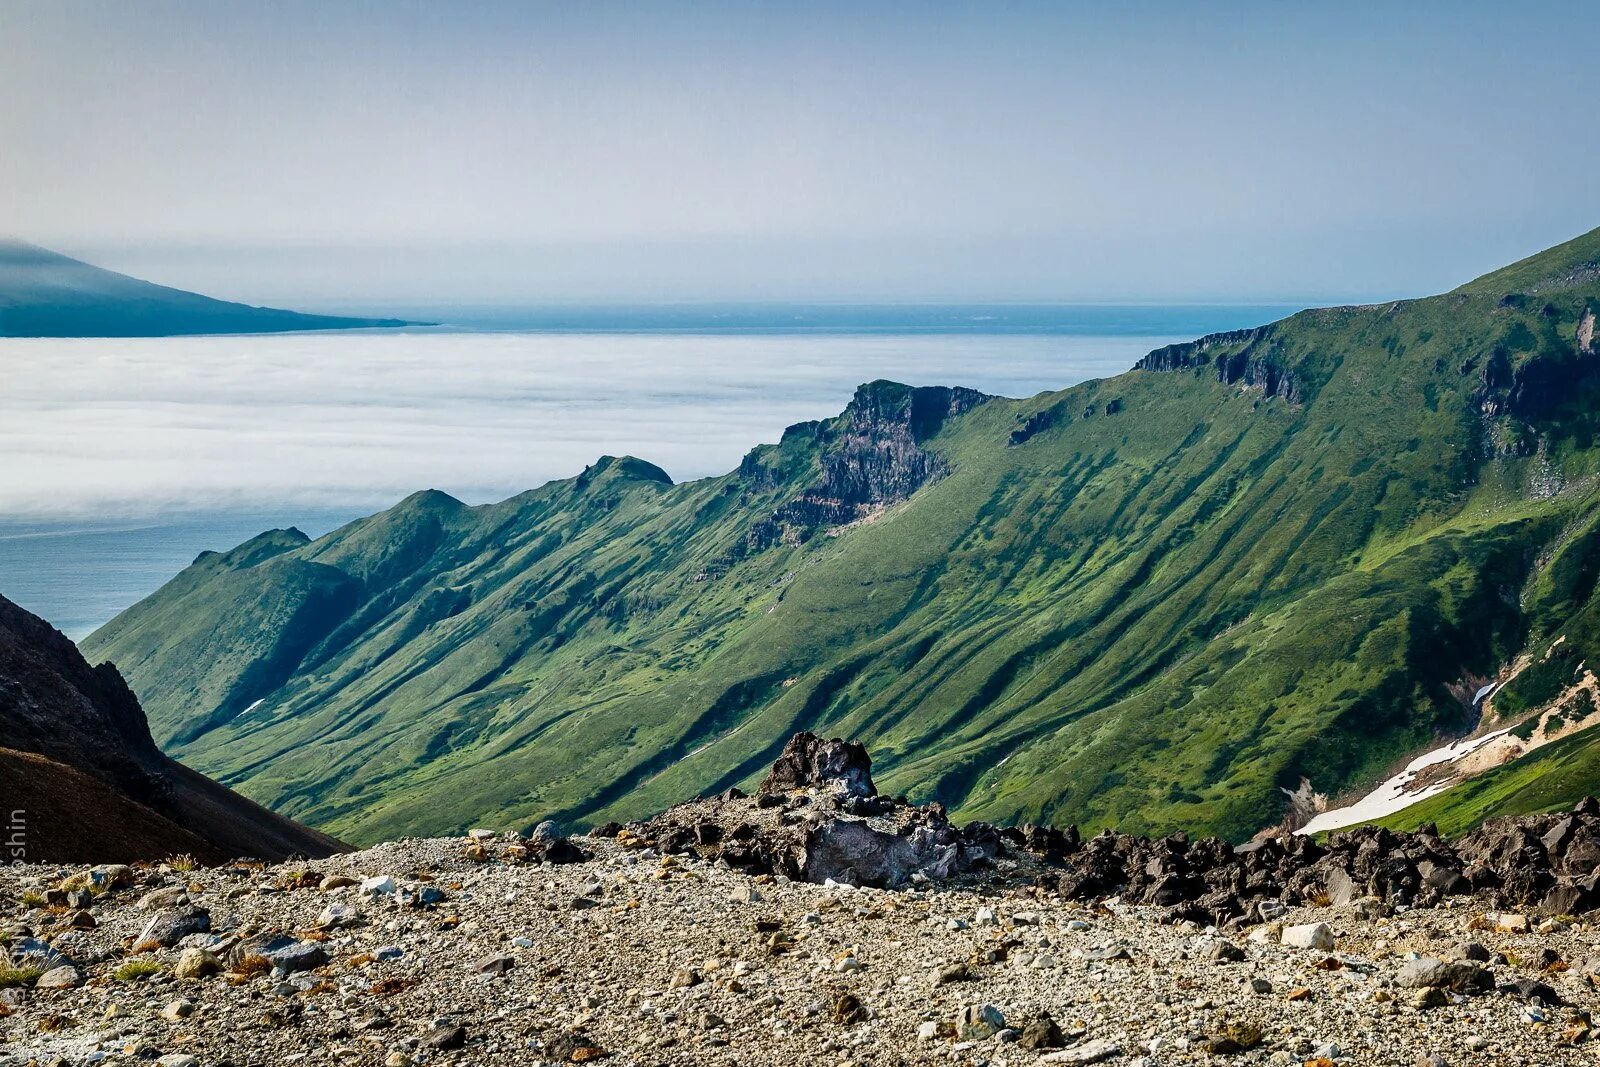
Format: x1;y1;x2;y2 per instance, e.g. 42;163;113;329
3;834;1598;1066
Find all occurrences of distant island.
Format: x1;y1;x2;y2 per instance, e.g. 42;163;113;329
0;239;415;337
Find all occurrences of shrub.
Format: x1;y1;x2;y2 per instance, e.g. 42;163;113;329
232;954;272;980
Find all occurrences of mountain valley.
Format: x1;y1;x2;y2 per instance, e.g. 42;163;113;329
80;228;1600;845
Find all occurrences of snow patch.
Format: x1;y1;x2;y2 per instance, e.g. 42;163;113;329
1296;727;1515;835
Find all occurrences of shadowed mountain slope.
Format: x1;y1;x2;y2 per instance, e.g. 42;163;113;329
0;594;344;863
0;239;410;336
85;228;1600;843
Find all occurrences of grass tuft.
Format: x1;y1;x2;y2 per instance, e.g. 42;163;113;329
112;959;163;982
0;966;44;988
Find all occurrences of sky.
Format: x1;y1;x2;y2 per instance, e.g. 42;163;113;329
2;0;1599;306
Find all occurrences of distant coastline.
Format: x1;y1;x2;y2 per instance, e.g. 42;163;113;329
295;301;1307;336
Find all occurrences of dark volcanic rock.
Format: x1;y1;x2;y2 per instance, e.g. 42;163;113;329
527;821;592;864
1018;1012;1067;1050
759;733;875;797
634;733;1600;916
628;732;997;888
1040;798;1600;922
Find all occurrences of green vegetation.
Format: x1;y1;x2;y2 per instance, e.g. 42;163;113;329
84;228;1600;844
0;966;42;989
112;959;163;982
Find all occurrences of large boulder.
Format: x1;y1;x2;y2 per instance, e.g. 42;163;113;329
627;733;1000;888
135;907;210;949
759;733;876;797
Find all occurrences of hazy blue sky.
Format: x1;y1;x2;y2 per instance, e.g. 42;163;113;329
3;1;1597;305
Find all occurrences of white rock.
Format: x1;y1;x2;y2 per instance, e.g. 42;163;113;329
361;875;397;896
1281;922;1334;950
34;965;83;989
1041;1039;1123;1063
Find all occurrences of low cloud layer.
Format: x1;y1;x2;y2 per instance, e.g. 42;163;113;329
1;330;1163;517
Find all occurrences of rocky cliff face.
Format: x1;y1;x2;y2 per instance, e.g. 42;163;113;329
0;595;167;804
744;382;989;549
1137;325;1304;403
1468;296;1600;463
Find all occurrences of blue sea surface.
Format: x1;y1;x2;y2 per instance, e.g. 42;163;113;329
0;303;1306;638
0;511;366;640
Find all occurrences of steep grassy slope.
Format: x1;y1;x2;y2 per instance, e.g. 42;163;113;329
85;229;1600;844
0;239;410;336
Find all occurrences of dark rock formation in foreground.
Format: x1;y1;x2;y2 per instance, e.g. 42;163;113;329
627;732;1600;925
0;593;345;864
1021;800;1600;927
758;733;877;798
619;732;1000;888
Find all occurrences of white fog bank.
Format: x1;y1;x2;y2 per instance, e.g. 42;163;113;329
0;330;1163;516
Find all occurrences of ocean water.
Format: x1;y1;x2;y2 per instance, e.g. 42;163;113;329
0;304;1301;637
0;511;365;641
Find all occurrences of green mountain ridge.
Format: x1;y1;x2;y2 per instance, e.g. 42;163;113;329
83;227;1600;844
0;239;413;336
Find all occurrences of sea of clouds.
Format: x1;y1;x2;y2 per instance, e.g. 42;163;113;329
0;329;1168;517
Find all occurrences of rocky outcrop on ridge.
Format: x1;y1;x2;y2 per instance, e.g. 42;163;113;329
1019;801;1600;928
624;733;1600;931
1137;325;1304;403
743;382;989;549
